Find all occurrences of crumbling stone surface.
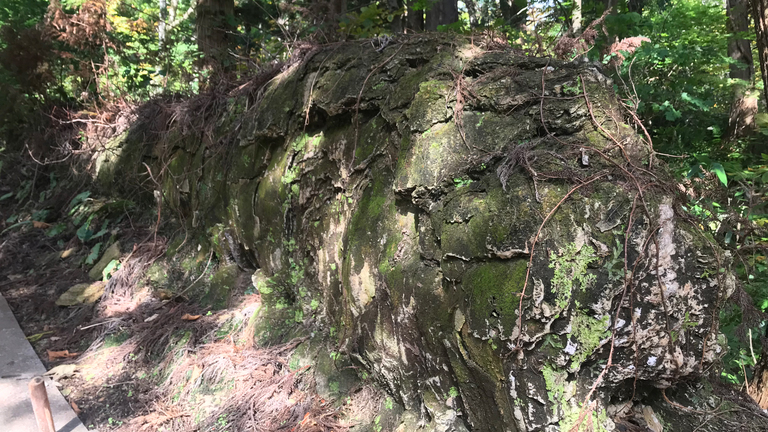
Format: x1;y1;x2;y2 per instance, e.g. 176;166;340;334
100;35;735;431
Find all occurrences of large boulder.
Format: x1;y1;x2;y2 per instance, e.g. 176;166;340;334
99;35;734;431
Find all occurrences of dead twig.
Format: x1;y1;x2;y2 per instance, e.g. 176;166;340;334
178;249;215;297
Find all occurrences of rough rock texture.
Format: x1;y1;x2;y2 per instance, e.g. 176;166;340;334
98;35;735;431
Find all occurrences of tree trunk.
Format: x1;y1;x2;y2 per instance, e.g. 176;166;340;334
406;0;424;32
726;0;757;140
330;0;346;16
442;0;458;26
751;339;768;409
425;0;458;30
158;0;167;51
196;0;234;70
499;0;527;28
572;0;582;33
753;0;768;108
627;0;645;14
387;0;404;33
465;0;479;29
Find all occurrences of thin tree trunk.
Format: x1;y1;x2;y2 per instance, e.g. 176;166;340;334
627;0;645;14
726;0;757;140
158;0;167;51
425;0;441;31
387;0;404;33
330;0;347;19
751;329;768;408
572;0;582;33
753;0;768;107
465;0;479;29
442;0;458;25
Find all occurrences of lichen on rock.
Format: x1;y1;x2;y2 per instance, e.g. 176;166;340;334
95;35;736;431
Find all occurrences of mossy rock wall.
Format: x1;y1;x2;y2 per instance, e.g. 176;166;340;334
98;35;732;432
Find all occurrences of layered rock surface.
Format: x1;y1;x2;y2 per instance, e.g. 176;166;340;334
98;35;733;431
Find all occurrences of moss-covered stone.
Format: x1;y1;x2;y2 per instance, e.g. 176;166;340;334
200;264;238;310
93;36;737;432
464;260;527;337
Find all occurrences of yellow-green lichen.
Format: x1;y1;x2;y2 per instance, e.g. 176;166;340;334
570;312;610;367
549;243;597;312
542;363;567;404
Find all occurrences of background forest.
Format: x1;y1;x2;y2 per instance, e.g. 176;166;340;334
4;0;768;421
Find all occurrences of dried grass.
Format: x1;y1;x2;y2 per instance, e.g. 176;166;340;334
607;36;651;67
147;334;347;432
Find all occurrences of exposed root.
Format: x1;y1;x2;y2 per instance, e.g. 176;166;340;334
351;42;405;170
513;172;609;351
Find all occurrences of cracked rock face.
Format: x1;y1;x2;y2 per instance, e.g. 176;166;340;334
101;35;730;431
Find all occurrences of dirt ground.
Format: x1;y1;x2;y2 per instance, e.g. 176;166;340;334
0;164;389;432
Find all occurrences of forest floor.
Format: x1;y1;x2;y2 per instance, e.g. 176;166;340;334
0;170;392;431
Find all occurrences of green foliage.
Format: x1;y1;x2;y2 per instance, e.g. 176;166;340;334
448;386;459;398
602;237;624;282
453;177;472;188
67;192;128;244
0;1;48;29
339;3;402;38
542;363;566;404
609;0;731;155
105;0;201;97
85;242;102;266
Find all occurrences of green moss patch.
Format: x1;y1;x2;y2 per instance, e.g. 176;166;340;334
464;260;527;334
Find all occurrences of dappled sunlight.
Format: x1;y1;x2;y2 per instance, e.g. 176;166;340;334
3;0;768;429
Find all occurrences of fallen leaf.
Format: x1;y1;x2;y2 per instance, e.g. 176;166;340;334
26;331;54;342
181;313;201;321
47;350;79;361
60;247;78;259
189;365;202;384
70;401;81;414
55;281;106;306
88;242;121;280
32;221;50;229
44;364;78;380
